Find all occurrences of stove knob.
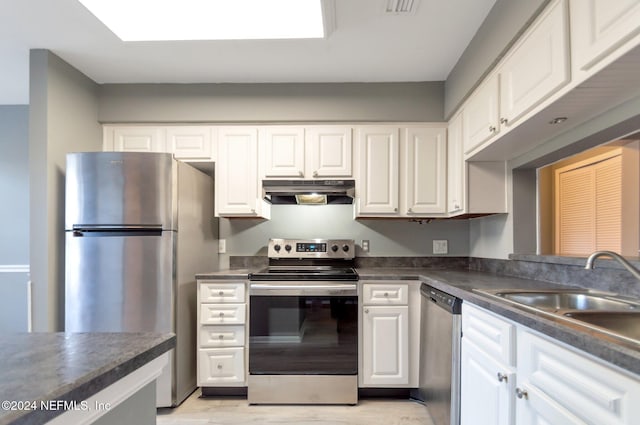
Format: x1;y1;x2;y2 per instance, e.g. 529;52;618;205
342;244;350;252
331;244;339;252
285;244;292;252
274;244;281;252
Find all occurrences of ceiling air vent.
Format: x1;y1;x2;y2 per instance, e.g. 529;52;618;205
385;0;418;14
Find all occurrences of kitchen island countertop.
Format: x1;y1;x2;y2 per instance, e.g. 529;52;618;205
0;332;175;425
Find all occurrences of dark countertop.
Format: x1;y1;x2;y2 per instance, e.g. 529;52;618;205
0;332;175;425
199;267;640;376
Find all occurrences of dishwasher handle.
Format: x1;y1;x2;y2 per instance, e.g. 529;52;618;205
420;283;462;314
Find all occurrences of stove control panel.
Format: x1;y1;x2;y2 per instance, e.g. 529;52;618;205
268;239;355;259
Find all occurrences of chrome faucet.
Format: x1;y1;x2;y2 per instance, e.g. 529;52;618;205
585;251;640;282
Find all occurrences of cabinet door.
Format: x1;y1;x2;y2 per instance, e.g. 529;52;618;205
571;0;640;72
403;127;447;215
514;383;587;425
111;127;166;152
306;126;353;177
447;113;465;214
166;126;213;159
461;340;515;425
198;347;245;386
262;127;305;178
362;305;409;386
216;127;261;216
499;0;569;127
517;329;640;425
356;127;400;215
462;74;500;155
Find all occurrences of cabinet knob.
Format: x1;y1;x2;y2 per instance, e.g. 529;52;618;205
408;207;412;213
515;388;528;399
298;171;304;177
313;171;318;177
393;208;398;212
250;208;255;213
454;203;460;210
383;292;389;297
217;364;223;370
500;117;508;124
489;125;497;133
364;308;369;314
218;334;225;340
497;372;508;383
219;312;225;317
218;291;224;296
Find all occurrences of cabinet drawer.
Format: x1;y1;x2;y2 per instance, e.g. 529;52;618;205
462;303;515;366
200;304;246;325
200;282;246;303
362;283;408;305
198;347;245;386
200;325;246;348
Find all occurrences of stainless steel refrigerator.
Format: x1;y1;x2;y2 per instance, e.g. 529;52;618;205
64;151;217;407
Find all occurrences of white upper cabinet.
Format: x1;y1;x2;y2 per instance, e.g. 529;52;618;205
306;126;353;178
261;127;305;178
463;74;500;155
166;126;214;160
402;126;447;215
261;126;353;179
499;0;569;127
447;113;465;214
105;126;166;152
570;0;640;74
355;126;400;215
216;127;269;218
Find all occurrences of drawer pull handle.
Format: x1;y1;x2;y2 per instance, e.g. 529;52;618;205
219;312;225;317
218;291;224;296
217;364;223;370
383;292;389;297
497;372;508;383
218;334;225;340
515;388;528;400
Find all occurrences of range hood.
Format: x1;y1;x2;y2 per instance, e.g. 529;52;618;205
262;179;355;205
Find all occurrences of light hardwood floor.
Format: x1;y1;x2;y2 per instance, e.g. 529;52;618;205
157;391;434;425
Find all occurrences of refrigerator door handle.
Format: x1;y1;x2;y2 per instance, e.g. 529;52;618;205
71;224;164;237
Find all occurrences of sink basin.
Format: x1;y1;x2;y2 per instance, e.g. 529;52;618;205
563;311;640;342
494;291;639;312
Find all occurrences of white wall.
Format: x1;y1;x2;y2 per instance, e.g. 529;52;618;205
218;205;469;268
0;105;30;331
29;50;102;331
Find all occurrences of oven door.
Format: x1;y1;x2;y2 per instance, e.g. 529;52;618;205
249;281;358;376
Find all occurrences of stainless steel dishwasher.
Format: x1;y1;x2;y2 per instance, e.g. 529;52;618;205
414;284;462;425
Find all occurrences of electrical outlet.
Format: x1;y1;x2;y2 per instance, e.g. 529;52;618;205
218;239;226;254
433;239;448;255
362;240;370;252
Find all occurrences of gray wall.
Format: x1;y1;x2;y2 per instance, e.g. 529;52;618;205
29;50;102;331
0;105;30;331
219;205;469;268
444;0;549;118
98;82;444;123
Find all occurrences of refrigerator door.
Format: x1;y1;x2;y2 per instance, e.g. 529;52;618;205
65;229;175;333
65;152;176;230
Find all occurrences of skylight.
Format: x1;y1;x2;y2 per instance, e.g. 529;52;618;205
77;0;327;41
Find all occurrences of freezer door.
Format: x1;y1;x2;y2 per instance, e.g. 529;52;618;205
65;152;176;229
65;230;175;333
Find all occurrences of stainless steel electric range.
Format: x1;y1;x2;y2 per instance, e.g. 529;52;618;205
247;238;358;404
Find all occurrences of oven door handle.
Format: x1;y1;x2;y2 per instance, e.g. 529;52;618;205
250;282;358;297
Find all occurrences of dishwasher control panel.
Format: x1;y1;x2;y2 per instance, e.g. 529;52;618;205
422;284;462;314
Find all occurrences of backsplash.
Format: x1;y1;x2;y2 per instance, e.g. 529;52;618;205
470;255;640;298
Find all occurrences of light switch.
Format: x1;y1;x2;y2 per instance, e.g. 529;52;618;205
433;239;448;254
218;239;226;254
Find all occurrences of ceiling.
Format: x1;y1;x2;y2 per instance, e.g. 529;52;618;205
0;0;496;105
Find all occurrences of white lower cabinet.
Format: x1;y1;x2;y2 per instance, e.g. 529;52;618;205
360;281;420;388
461;303;640;425
197;279;247;387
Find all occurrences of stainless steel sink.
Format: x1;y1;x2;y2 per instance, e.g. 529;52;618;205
563;311;640;342
474;288;640;344
492;290;639;312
